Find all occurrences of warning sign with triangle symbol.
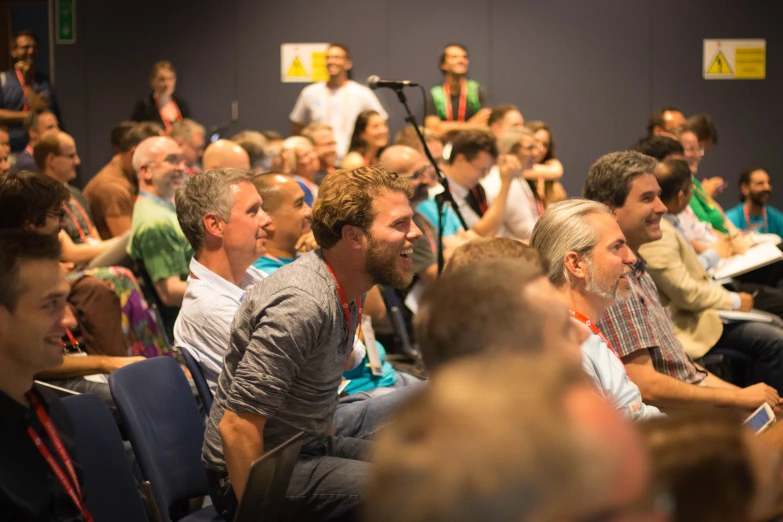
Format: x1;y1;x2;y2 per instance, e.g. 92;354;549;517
706;51;733;76
286;56;308;78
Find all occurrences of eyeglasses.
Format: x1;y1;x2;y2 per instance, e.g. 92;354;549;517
47;209;66;221
683;147;705;157
403;165;434;181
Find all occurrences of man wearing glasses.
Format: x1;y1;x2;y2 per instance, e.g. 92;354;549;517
418;129;522;239
0;31;60;152
128;136;192;337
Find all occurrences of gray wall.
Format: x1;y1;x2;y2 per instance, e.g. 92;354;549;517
56;0;783;209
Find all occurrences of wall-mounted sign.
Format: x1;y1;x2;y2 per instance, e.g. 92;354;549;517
703;39;765;80
56;0;76;44
281;43;329;83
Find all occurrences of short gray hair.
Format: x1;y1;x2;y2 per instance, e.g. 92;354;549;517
530;199;612;287
175;168;252;253
170;118;206;142
281;136;313;170
496;127;535;155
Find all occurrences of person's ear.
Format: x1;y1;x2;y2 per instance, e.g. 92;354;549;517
740;184;751;198
344;58;353;72
563;251;588;282
341;224;365;250
202;213;223;238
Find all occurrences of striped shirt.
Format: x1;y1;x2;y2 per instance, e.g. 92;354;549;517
598;257;707;384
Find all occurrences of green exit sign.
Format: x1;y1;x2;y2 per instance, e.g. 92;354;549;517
56;0;76;44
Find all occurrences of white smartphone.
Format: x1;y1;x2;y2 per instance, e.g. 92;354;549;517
744;403;776;434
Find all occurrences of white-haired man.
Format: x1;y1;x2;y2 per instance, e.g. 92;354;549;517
531;199;662;420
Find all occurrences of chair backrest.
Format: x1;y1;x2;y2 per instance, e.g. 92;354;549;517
61;393;148;522
381;286;419;359
180;346;214;413
109;356;208;521
234;432;304;522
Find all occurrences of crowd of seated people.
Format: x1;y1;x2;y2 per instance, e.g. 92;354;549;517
4;32;783;522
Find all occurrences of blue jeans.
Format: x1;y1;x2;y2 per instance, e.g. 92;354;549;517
713;320;783;393
333;372;425;439
209;436;371;522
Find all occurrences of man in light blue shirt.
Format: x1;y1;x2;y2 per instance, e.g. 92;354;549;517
531;199;663;420
727;168;783;236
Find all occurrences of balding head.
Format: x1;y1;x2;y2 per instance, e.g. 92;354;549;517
202;139;251;170
132;136;185;198
379;145;431;202
133;136;179;173
379;145;423;175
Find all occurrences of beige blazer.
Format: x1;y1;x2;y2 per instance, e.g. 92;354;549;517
638;217;734;358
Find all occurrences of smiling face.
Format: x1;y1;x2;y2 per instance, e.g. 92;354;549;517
221;180;272;266
12;34;38;66
0;260;75;376
679;131;702;174
441;45;469;77
326;45;352;79
533;129;551;163
363;189;422;289
743;169;772;207
361;114;390;151
140;139;186;199
265;176;312;250
311;128;337;169
583;212;636;303
612;174;667;251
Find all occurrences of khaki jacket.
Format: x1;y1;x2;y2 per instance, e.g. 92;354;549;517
638;218;734;358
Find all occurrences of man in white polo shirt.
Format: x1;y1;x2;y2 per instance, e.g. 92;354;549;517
531;199;663;420
289;43;387;165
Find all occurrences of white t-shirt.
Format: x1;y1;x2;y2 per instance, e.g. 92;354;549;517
581;331;663;421
481;165;540;240
289;80;388;163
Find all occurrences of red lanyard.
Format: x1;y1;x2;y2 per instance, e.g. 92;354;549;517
25;391;93;521
63;196;93;243
154;94;182;134
443;78;467;122
744;202;768;233
15;68;29;110
24;144;33;156
324;258;363;359
569;309;627;373
264;253;285;265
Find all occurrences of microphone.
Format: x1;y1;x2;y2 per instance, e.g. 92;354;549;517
367;75;419;90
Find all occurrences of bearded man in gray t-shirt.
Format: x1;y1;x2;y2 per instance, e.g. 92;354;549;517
203;166;422;522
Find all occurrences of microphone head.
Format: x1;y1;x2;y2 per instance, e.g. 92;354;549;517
367;75;380;89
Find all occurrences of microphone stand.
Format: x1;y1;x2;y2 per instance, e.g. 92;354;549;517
390;86;468;274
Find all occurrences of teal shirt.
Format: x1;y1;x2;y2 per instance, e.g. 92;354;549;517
256;252;398;394
726;203;783;235
417;197;461;238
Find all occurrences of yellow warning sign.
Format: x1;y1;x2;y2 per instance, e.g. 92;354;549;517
703;39;765;80
706;51;732;75
281;43;330;83
286;56;308;78
735;47;765;79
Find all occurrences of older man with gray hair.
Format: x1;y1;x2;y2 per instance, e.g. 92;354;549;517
128;136;191;337
481;127;540;240
174;168;272;393
170;118;206;176
531;199;662;420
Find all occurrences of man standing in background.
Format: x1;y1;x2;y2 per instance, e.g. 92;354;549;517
290;43;387;165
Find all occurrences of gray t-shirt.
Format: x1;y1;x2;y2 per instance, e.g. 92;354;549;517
202;250;362;471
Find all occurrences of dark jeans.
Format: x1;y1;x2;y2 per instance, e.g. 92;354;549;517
713;320;783;393
209;435;371;522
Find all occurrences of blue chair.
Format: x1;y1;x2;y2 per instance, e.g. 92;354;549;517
109;357;222;521
61;393;148;522
180;346;214;413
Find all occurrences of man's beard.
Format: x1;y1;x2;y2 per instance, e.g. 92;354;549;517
750;191;771;207
585;258;624;301
364;234;415;289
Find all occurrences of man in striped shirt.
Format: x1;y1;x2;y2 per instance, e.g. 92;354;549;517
584;151;780;412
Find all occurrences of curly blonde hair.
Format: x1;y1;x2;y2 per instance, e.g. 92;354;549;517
312;166;412;249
